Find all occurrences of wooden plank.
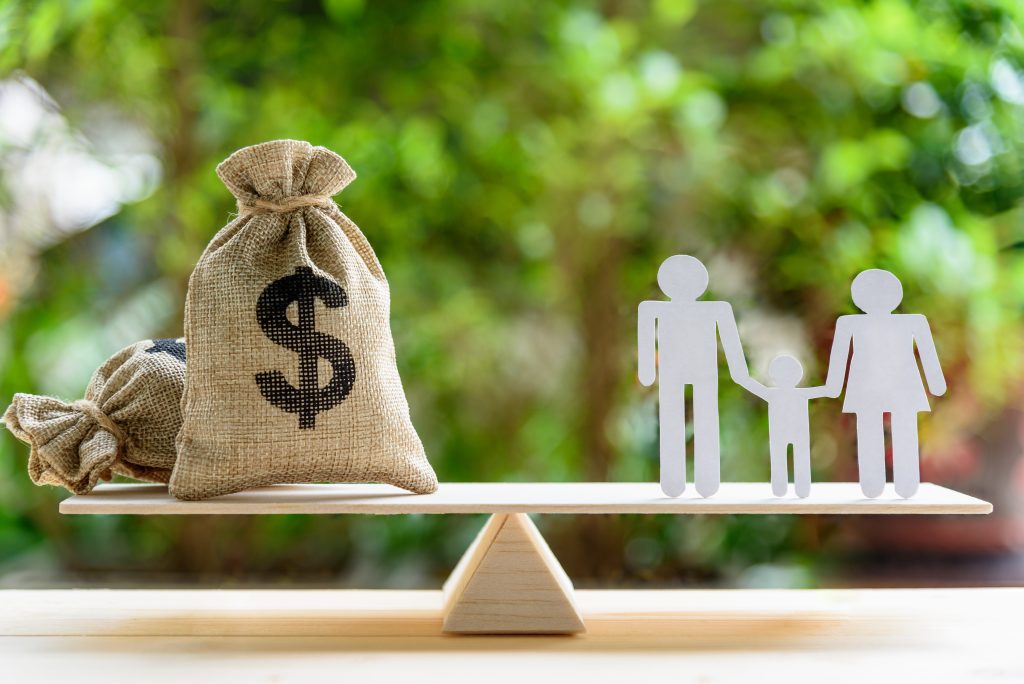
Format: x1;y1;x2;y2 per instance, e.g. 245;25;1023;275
2;587;1021;638
59;481;993;515
1;628;1018;684
2;589;1022;682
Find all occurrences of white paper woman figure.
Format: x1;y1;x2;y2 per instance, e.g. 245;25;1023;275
638;255;752;498
824;269;946;498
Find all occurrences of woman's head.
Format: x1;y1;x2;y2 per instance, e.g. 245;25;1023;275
851;269;903;314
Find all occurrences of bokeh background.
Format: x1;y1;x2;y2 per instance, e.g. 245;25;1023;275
1;0;1022;590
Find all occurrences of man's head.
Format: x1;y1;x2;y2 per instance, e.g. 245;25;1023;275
657;255;709;300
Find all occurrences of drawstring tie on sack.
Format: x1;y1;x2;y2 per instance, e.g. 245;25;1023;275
72;399;126;480
237;195;335;215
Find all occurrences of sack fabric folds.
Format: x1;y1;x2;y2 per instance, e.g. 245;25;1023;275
4;338;186;494
171;139;436;500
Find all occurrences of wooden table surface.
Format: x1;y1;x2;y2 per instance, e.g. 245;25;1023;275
2;587;1020;683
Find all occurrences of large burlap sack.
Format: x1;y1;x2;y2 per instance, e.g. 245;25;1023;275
171;139;437;500
3;338;186;494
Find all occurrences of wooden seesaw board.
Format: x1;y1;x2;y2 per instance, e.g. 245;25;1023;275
59;482;992;635
60;481;990;515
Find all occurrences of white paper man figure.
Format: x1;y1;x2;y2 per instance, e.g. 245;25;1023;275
638;255;752;498
824;269;946;499
739;354;830;498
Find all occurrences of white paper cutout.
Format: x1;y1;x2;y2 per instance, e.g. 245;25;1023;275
738;355;829;498
824;269;946;499
640;259;947;501
638;255;752;498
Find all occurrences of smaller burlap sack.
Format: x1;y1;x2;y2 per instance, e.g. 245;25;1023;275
3;338;186;494
171;139;437;500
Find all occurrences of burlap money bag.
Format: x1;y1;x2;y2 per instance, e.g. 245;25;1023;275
3;338;186;494
171;139;437;500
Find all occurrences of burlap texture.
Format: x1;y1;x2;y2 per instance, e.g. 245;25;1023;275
3;338;186;494
171;139;436;500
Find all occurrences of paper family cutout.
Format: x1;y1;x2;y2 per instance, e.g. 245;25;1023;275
639;256;946;500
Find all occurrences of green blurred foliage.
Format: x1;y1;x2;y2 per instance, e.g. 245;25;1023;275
0;0;1022;588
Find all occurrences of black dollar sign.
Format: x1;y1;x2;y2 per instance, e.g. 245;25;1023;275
255;266;356;429
146;338;186;363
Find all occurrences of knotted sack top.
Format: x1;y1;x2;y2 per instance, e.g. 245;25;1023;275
172;140;435;500
3;338;185;494
217;139;356;216
4;396;123;493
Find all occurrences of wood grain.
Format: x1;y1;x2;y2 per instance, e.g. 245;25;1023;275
2;589;1023;683
58;482;992;515
442;513;584;633
2;587;1019;638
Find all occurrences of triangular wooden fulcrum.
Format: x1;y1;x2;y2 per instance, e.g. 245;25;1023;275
442;513;585;634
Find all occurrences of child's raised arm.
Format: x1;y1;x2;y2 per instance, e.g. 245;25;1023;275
737;376;770;400
801;386;832;400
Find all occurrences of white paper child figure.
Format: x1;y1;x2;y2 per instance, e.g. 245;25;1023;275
638;255;752;498
739;354;830;498
824;269;946;499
